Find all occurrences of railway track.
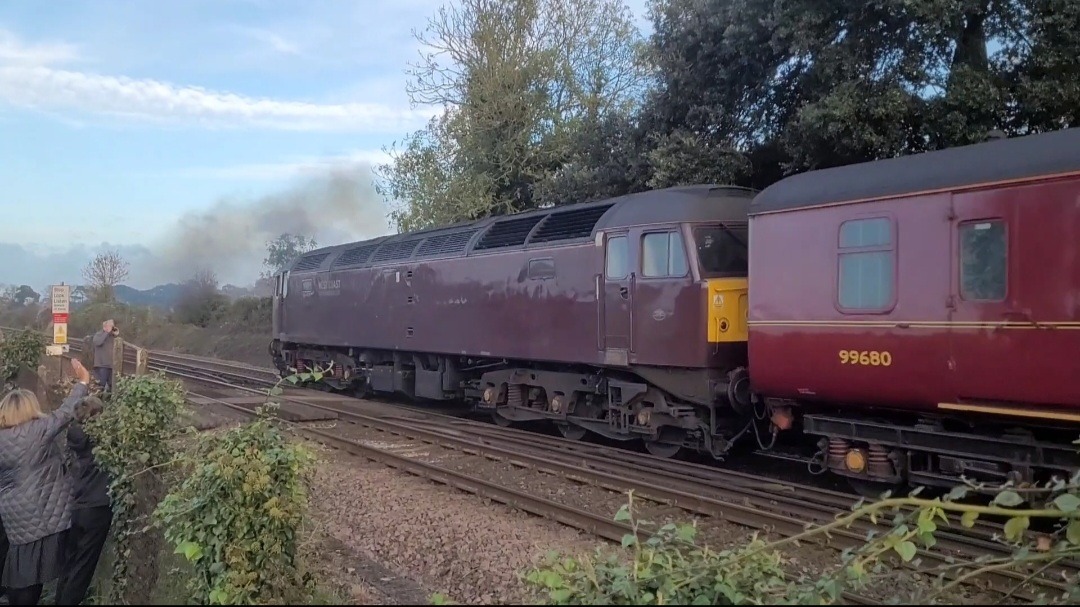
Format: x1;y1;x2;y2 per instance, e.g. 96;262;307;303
12;332;1074;603
115;347;1077;604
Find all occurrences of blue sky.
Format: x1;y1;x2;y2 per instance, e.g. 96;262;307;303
0;0;652;290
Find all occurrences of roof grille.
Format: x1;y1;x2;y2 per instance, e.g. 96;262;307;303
529;204;612;243
371;239;421;263
474;215;546;250
332;244;379;269
416;229;478;257
293;252;330;272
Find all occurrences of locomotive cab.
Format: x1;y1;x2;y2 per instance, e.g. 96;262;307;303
693;223;749;347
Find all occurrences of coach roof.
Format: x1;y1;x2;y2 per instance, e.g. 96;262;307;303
751;127;1080;214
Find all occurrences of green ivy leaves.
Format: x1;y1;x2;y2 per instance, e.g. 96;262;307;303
83;372;185;603
0;329;45;387
154;400;315;605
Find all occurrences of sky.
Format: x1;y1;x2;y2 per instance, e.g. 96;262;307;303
0;0;651;291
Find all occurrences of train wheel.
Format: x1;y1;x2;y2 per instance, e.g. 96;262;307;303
644;440;681;459
556;423;586;441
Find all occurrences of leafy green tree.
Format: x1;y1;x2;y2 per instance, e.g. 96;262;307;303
376;0;645;231
262;233;317;277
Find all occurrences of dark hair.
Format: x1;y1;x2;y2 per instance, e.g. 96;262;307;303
75;396;104;423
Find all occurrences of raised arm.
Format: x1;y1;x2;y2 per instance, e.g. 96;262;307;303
92;330;107;346
42;359;91;441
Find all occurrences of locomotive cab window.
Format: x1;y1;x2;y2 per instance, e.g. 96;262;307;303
694;224;748;277
642;231;688;278
837;217;895;311
959;220;1007;301
605;235;629;279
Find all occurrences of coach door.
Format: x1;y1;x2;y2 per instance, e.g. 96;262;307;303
946;183;1076;409
600;231;634;366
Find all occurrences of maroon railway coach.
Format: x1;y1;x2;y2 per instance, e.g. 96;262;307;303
271;185;756;457
748;127;1080;491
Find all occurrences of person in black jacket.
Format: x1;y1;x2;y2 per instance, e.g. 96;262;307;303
55;395;112;606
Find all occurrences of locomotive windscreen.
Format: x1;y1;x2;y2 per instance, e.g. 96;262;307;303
694;225;748;277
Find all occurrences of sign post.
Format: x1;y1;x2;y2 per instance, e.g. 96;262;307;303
46;284;71;357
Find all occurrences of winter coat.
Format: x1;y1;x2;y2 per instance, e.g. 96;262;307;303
0;382;86;545
67;421;111;510
92;330;115;369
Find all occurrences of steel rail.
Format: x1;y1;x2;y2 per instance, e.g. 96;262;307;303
49;334;1079;600
162;364;1063;602
187;384;879;606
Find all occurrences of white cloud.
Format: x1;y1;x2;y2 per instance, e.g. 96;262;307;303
180;150;394;181
0;29;80;66
0;27;438;132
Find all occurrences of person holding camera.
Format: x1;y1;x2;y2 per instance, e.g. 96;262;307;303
90;321;118;393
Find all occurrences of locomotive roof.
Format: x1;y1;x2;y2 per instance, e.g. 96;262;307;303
751;127;1080;214
288;184;753;272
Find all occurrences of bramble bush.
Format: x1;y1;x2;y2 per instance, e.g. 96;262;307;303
525;442;1080;605
84;371;187;603
155;397;317;605
0;328;46;388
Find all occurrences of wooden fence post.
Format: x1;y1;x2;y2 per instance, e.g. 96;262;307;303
135;347;148;376
113;336;125;378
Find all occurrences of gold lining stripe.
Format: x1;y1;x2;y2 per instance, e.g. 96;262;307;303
938;402;1080;424
748;320;1080;329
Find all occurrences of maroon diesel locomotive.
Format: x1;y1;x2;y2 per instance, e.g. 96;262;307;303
270;185;755;458
271;127;1080;490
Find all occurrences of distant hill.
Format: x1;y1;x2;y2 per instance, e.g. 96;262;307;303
114;284;186;309
33;281;271;311
121;283;273;307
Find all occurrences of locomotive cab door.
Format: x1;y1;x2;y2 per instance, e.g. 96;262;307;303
600;231;634;366
272;271;288;336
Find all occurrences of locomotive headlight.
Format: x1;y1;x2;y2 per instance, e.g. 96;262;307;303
718;318;730;332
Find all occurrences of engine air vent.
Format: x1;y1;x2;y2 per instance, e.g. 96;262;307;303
371;239;422;263
293;252;330;272
332;244;379;269
529;204;613;243
416;229;478;257
473;215;546;250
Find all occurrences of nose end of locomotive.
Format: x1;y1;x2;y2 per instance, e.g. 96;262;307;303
706;278;749;344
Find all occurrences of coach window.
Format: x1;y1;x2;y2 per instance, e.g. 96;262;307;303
605;235;629;279
959;220;1007;301
837;217;894;310
642;232;689;278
